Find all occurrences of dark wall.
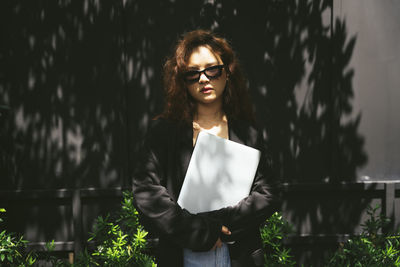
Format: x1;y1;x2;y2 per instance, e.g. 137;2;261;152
1;0;399;266
1;0;369;189
0;1;128;189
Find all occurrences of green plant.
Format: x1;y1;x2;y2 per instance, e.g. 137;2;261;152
326;205;400;267
260;212;296;266
40;240;71;266
0;208;37;266
76;191;156;266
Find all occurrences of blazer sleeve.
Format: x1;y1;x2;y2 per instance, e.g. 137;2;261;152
132;125;222;252
206;129;279;241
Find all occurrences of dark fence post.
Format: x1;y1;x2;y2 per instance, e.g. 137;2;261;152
72;189;82;257
384;182;396;232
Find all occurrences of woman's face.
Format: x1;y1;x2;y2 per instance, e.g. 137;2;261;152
185;46;227;106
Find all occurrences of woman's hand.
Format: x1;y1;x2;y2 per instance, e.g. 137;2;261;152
211;226;231;250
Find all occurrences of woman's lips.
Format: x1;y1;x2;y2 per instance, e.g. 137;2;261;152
200;87;213;93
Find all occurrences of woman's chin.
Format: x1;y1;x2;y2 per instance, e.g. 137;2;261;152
197;96;220;105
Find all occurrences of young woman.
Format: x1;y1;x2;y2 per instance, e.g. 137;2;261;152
132;29;276;267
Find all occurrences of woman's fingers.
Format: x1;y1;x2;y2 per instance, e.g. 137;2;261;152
211;226;231;250
221;225;231;235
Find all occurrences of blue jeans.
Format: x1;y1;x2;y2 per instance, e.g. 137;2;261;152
183;243;231;267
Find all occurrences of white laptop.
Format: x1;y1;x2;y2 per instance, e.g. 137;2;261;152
177;131;261;214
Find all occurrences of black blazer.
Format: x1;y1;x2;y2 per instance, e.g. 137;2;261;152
132;118;277;267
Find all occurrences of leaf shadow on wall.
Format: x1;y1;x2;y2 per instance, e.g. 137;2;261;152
0;0;130;246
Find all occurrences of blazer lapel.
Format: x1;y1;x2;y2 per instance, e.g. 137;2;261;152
178;122;194;192
228;119;246;145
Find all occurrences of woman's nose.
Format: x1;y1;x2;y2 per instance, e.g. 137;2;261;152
198;73;209;83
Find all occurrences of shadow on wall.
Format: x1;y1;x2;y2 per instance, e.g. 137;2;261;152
0;0;368;264
0;1;131;190
0;0;137;247
0;1;367;187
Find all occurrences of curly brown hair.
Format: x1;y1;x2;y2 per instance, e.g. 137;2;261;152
160;29;255;124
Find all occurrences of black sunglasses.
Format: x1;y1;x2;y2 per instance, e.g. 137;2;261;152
183;65;225;84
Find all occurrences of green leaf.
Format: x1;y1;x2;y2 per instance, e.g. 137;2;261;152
45;240;55;251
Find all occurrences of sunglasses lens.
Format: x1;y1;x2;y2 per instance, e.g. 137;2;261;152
205;66;223;78
184;71;199;83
